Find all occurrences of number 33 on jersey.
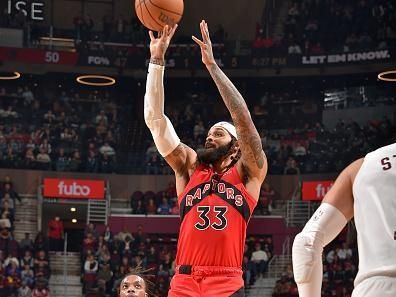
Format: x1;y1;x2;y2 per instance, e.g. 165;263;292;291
175;165;258;267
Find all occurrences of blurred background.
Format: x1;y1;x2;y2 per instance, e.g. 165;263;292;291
0;0;395;296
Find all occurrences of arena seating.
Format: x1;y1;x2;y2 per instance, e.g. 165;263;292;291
80;223;272;297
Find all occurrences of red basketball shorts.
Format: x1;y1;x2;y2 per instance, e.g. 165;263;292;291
168;265;245;297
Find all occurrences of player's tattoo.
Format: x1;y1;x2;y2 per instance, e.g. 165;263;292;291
150;57;165;66
165;143;187;172
165;143;197;176
207;64;265;169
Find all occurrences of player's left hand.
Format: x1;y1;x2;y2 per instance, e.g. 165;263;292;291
192;20;216;67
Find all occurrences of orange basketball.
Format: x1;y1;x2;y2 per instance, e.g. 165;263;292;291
135;0;184;31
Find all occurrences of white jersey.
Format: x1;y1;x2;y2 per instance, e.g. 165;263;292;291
353;143;396;287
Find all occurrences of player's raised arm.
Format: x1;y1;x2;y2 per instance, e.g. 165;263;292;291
292;158;362;297
192;20;267;184
144;25;196;175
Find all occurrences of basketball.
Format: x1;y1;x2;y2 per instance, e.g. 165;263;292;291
135;0;184;31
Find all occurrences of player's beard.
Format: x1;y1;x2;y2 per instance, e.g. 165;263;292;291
197;141;233;166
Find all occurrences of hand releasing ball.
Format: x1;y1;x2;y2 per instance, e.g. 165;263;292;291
135;0;184;31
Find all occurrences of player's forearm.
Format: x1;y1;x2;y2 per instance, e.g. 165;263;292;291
144;62;180;157
150;57;165;66
206;63;265;169
206;63;250;121
144;62;165;119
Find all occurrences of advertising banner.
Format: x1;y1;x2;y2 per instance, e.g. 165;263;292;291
301;49;391;65
0;47;78;65
43;178;105;199
302;180;334;201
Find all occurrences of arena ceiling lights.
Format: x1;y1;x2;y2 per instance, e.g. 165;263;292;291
0;72;21;80
76;74;116;86
377;70;396;82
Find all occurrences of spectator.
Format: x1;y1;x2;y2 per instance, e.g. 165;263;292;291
20;265;34;287
116;227;133;243
31;280;50;297
97;263;113;294
0;210;11;229
193;120;205;140
120;236;134;256
54;148;69;171
43;110;56;124
288;42;302;54
170;203;179;215
4;253;19;268
1;182;21;204
157;197;171;215
68;150;82;172
337;242;352;260
34;232;49;252
24;148;36;167
258;182;275;215
36;147;51;166
103;225;113;244
20;250;34;269
84;223;98;239
132;199;145;214
22;86;34;106
47;216;64;251
293;142;307;156
19;233;34;252
99;153;114;173
95;110;108;126
82;235;96;257
83;254;98;290
251;242;269;278
38;139;52;155
17;281;32;297
146;153;161;175
34;250;50;279
284;157;300;175
85;150;99;172
1;194;15;218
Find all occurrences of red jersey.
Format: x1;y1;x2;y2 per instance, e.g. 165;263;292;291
176;164;257;267
48;219;63;239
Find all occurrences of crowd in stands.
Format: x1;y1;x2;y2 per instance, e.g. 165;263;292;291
144;97;396;176
130;181;275;216
80;222;272;297
0;84;124;174
273;238;357;297
82;223;175;297
0;228;52;297
1;79;395;176
0;175;52;296
254;0;396;56
130;183;178;216
3;0;394;59
244;237;274;289
0;176;21;231
264;116;395;175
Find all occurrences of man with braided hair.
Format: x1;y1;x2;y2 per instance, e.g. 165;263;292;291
144;21;267;297
118;268;153;297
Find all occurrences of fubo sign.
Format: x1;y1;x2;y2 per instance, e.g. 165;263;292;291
43;178;105;199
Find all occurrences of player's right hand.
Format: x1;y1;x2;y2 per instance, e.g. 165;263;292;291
149;24;178;61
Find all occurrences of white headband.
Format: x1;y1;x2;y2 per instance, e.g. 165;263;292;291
211;121;238;140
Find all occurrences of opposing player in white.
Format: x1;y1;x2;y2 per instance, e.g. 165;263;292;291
292;143;396;297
